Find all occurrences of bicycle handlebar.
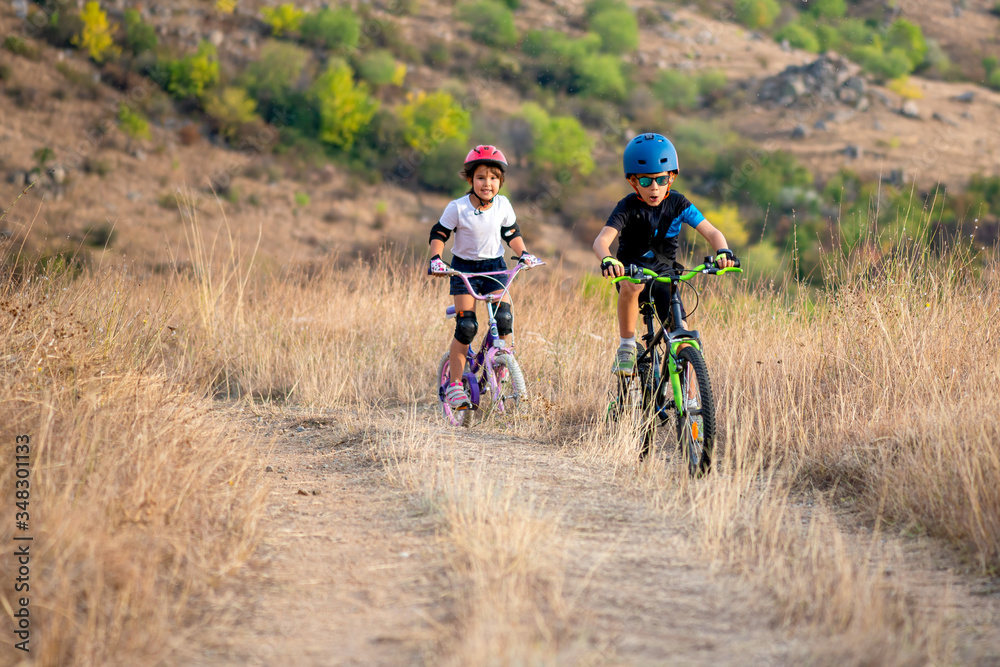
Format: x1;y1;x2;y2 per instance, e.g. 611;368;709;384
611;259;743;285
436;260;546;301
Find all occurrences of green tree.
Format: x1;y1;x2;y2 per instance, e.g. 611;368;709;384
519;103;594;176
124;9;157;55
73;1;119;63
735;0;780;30
589;8;638;54
775;22;820;52
806;0;845;19
885;19;927;70
243;41;309;104
300;7;361;51
456;1;518;48
167;41;220;100
117;103;150;150
357;50;406;87
310;60;378;148
262;4;305;36
575;53;627;100
398;91;470;154
652;70;698;109
205;88;258;141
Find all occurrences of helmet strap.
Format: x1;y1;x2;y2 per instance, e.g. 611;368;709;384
471;191;495;215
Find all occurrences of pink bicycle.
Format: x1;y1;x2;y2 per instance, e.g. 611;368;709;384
436;260;543;426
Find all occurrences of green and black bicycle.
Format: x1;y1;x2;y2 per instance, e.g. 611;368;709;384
609;256;742;476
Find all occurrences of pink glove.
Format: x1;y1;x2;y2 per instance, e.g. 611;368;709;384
518;252;543;268
429;256;449;275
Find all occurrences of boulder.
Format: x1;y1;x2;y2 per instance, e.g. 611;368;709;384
932;112;959;127
900;100;921;118
844;144;863;159
791;124;809;139
951;91;975;103
813;119;829;131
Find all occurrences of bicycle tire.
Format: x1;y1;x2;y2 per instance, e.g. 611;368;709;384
675;345;716;476
490;352;527;415
437;352;471;427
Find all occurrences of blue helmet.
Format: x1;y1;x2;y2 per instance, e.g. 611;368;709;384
623;133;679;177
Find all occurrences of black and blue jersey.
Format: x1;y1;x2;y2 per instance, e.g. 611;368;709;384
604;191;704;268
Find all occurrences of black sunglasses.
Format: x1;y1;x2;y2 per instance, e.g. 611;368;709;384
636;175;672;187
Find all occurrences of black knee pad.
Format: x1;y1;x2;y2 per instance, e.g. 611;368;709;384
495;302;513;336
455;310;478;344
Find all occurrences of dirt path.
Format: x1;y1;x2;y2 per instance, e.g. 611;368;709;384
183;409;1000;666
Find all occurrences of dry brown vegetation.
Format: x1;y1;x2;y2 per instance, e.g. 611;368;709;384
1;198;997;662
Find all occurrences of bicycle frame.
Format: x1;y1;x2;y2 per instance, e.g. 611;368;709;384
617;262;741;416
438;261;541;411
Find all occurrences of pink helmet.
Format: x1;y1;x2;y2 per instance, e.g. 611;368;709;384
464;145;508;173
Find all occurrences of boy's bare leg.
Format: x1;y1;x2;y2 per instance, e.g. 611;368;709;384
617;282;642;338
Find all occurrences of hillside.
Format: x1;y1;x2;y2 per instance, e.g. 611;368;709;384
1;0;999;273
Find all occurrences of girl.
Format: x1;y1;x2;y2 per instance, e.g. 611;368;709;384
428;145;542;409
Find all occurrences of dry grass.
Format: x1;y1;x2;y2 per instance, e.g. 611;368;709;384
2;194;995;662
368;415;571;664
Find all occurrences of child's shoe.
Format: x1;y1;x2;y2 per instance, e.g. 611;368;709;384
445;381;471;409
614;344;636;376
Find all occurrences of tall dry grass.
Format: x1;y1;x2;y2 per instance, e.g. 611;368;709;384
3;193;995;662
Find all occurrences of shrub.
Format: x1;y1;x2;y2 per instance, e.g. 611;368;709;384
584;0;628;17
814;24;840;52
519;103;594;176
652;70;698;110
837;19;877;47
357;50;406;87
589;8;638;54
294;191;310;207
734;0;780;30
117;103;150;147
853;44;911;80
456;2;518;48
242;40;309;106
123;9;157;55
166;42;219;100
989;70;1000;92
43;10;85;49
424;40;450;67
300;7;361;51
398;90;470;154
2;36;41;60
805;0;845;19
575;53;627;100
887;76;922;100
885;19;927;70
204;87;258;141
33;146;55;170
417;139;469;192
73;1;120;63
775;22;820;52
262;4;304;37
310;59;378;148
0;62;10;81
697;69;728;97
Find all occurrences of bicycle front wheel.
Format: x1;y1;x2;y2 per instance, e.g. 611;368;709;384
675;345;716;476
490;352;527;415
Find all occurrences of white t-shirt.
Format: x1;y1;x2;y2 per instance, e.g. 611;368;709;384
438;194;517;261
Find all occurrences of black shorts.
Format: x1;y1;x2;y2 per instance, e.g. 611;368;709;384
615;258;686;324
449;256;509;296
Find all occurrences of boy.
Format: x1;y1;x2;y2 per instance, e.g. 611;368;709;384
593;133;738;375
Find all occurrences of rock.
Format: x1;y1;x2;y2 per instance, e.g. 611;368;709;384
297;489;309;496
791;124;809;139
127;191;142;202
7;171;27;187
265;465;274;472
838;87;859;104
132;148;146;161
844;144;863;159
780;39;791;52
296;425;305;432
51;165;66;185
826;109;855;124
952;91;975;103
854;96;870;112
870;90;891;107
961;111;973;120
900;100;920;118
873;119;885;131
932;112;959;127
12;0;28;19
813;119;828;131
888;169;905;186
208;30;224;47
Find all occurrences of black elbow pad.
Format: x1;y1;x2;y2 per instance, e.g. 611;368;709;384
500;222;522;246
430;222;452;244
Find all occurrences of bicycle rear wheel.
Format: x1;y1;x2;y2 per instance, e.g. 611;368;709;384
675;345;716;476
437;352;471;427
